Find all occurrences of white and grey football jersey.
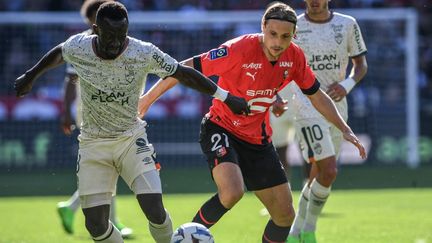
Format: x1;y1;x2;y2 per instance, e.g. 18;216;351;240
286;12;367;120
62;33;178;138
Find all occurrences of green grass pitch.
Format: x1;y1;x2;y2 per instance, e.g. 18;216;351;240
0;189;431;243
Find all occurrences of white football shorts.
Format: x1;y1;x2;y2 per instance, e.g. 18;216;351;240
295;117;343;163
76;125;160;196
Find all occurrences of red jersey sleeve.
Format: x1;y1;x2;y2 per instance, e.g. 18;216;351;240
192;39;242;77
289;44;320;95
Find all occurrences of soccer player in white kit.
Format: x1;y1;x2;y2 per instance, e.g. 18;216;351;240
14;2;249;243
56;0;133;238
280;1;368;242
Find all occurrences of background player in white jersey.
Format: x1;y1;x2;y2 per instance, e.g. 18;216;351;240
56;0;133;238
14;2;249;243
270;87;296;179
281;0;368;242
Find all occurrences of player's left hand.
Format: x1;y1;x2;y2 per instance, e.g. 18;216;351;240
326;82;347;102
14;73;34;97
224;93;250;115
342;129;367;159
138;94;151;118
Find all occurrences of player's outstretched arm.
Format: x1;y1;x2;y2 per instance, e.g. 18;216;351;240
138;76;179;117
61;73;78;135
308;88;367;159
169;64;250;115
14;43;65;97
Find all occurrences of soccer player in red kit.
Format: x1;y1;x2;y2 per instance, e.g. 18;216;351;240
139;2;366;242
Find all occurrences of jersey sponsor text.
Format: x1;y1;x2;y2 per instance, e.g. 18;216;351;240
242;63;262;69
91;90;130;105
152;52;176;73
246;88;277;97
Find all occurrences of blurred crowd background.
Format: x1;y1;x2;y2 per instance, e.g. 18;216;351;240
0;0;430;125
0;0;429;188
0;0;430;122
0;0;432;166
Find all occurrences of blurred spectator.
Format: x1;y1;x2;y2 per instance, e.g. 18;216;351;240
0;101;7;120
12;92;59;120
0;0;431;129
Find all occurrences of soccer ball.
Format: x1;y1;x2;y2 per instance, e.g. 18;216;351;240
170;222;214;243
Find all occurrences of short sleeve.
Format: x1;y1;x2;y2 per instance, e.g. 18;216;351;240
195;40;241;77
61;36;74;63
348;19;367;57
148;44;179;79
62;33;86;64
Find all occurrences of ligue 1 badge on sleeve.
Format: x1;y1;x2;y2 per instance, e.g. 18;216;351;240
210;47;228;60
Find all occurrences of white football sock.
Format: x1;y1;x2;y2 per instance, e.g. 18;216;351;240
92;221;123;243
148;210;173;243
109;197;117;223
289;183;310;237
66;190;80;212
303;179;331;232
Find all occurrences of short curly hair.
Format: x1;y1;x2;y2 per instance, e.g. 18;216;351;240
95;1;129;25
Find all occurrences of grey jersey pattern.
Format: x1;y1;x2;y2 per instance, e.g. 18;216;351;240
62;33;178;137
285;12;367;120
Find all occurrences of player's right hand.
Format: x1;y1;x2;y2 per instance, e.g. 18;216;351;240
138;94;151;118
61;112;75;136
342;129;367;159
224;93;250;115
14;73;34;97
271;96;288;117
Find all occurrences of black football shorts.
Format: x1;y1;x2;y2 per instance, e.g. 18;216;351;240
199;117;287;191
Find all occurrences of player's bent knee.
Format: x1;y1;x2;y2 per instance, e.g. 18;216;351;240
272;205;295;226
219;189;244;208
85;218;109;237
322;166;338;184
145;206;166;224
82;204;111;237
136;193;166;224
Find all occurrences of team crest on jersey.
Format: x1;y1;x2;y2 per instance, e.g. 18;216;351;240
283;70;289;80
331;24;343;45
334;33;343;45
313;143;322;155
216;146;227;157
210;47;228;60
124;65;136;84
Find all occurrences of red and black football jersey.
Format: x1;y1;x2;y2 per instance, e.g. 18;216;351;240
194;34;319;145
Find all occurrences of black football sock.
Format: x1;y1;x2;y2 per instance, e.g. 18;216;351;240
262;219;291;243
192;193;229;228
